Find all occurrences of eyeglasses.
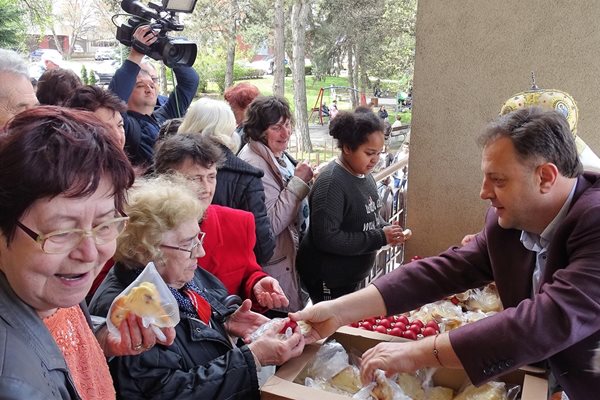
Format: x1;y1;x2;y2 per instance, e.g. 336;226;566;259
268;121;292;133
16;216;129;254
160;232;206;259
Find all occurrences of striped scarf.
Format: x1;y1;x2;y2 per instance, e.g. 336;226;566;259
169;280;212;324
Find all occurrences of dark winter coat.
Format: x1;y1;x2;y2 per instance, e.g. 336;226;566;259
213;144;275;265
89;263;260;400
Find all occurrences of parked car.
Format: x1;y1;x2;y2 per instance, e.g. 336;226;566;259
94;47;115;61
92;60;119;86
29;48;62;63
73;44;84;53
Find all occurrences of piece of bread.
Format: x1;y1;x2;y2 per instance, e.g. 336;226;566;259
454;382;506;400
110;282;170;327
370;371;395;400
425;386;454;400
109;296;130;327
396;373;425;400
297;320;313;335
330;366;362;394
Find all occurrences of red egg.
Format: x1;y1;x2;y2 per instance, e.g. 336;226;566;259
422;327;437;337
402;330;417;340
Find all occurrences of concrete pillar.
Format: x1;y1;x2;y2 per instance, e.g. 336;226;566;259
405;0;600;257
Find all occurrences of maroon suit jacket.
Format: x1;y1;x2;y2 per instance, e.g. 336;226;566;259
374;173;600;399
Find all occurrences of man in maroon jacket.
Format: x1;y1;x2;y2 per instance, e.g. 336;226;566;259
292;107;600;400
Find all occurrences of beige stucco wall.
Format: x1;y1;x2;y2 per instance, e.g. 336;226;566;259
405;1;600;257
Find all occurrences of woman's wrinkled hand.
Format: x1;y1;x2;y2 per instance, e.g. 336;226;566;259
247;319;305;366
99;313;175;357
225;299;269;342
253;277;289;310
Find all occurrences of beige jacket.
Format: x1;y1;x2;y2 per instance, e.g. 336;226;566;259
238;140;310;312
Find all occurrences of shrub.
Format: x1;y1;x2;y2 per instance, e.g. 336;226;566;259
209;63;265;94
80;65;89;85
88;69;97;85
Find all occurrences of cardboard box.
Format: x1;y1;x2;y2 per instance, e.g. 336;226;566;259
261;326;548;399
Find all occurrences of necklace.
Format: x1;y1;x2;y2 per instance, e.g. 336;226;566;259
336;156;364;178
40;308;60;319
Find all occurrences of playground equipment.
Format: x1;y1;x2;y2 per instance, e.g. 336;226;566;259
309;85;362;125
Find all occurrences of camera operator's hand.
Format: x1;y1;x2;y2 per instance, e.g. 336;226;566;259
129;25;159;64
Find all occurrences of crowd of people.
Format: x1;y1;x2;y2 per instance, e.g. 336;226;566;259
1;23;600;400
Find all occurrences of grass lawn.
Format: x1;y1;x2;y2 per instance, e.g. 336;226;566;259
207;75;412;124
235;75;353;114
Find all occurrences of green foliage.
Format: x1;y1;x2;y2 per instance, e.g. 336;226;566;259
195;53;265;94
0;0;27;49
80;65;89;85
193;53;221;94
307;0;416;87
88;70;97;85
235;74;388;115
21;0;54;40
196;75;209;94
282;65;312;77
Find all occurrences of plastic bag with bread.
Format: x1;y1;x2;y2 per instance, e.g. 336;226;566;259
352;370;412;400
106;262;180;340
454;381;507;400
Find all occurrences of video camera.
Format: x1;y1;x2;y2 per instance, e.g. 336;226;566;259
116;0;197;68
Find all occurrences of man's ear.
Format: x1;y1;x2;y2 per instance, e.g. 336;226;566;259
538;163;559;193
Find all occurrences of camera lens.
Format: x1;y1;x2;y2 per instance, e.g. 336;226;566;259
158;38;197;68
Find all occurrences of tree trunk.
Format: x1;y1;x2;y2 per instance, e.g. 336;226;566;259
224;0;239;90
291;0;311;152
50;28;63;53
354;47;362;105
272;0;285;97
347;43;358;108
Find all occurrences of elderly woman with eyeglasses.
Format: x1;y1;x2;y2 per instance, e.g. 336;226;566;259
89;176;305;400
238;96;314;315
0;106;174;400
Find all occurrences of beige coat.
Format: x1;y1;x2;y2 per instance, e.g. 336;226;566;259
238;140;309;312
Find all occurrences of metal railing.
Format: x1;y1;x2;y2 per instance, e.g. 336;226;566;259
362;149;410;286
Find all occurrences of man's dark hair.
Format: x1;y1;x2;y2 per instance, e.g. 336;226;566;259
243;96;293;144
66;85;127;114
479;107;582;178
0;106;134;244
36;68;82;106
154;133;225;174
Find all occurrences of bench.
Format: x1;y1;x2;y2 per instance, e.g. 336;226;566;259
388;124;410;143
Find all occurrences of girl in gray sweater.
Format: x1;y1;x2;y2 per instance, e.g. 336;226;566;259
297;109;406;302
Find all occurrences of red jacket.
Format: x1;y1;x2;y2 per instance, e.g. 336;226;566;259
199;205;268;306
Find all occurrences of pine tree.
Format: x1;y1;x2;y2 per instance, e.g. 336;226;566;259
80;65;89;85
88;69;97;85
